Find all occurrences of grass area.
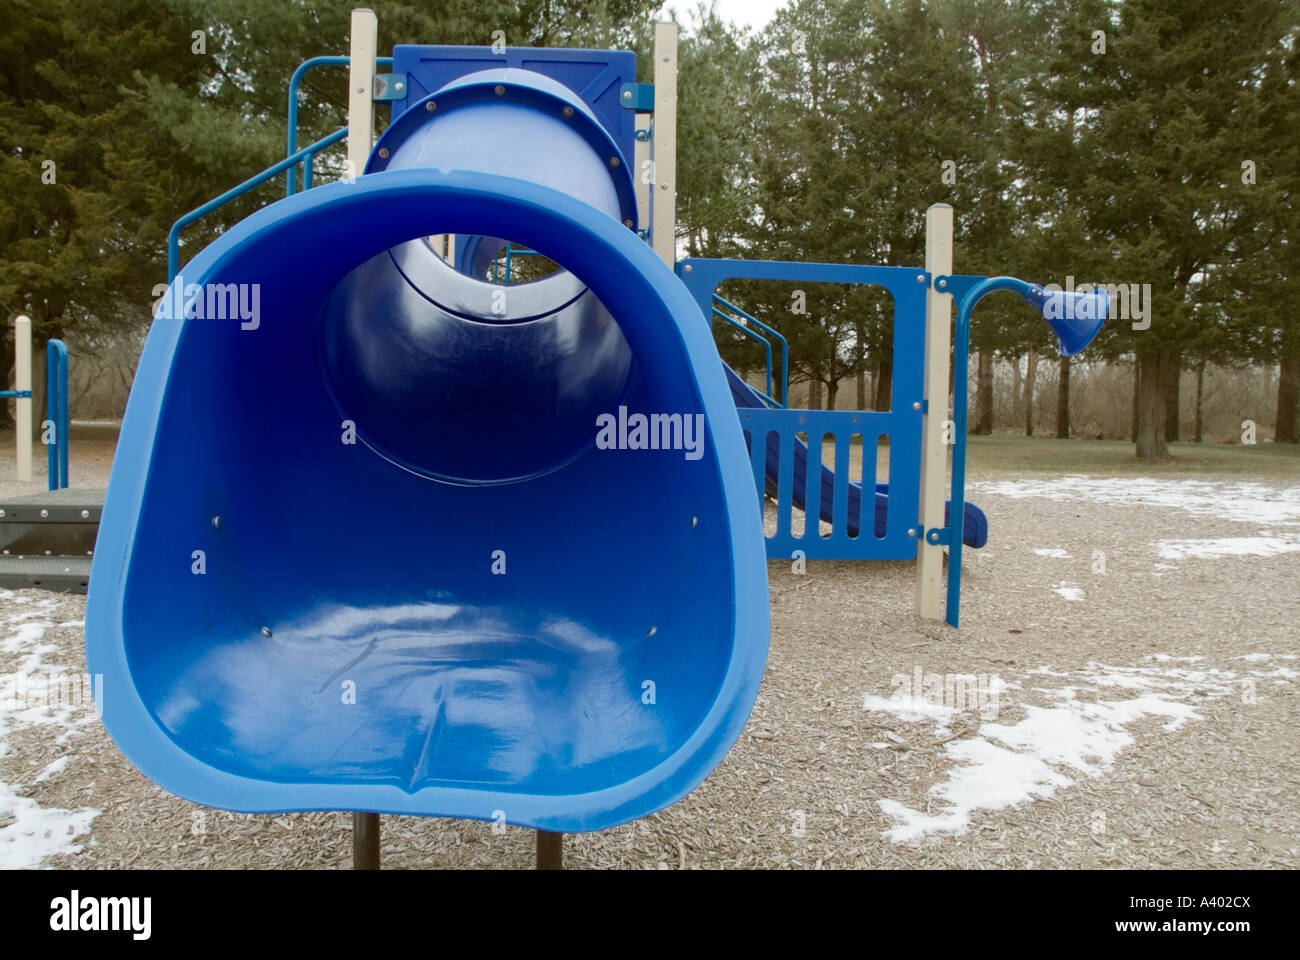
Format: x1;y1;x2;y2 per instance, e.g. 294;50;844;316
814;432;1300;481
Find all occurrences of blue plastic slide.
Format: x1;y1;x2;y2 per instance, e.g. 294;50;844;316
86;67;769;832
723;364;988;548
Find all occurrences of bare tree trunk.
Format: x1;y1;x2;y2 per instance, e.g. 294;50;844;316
825;377;838;410
808;376;822;410
1131;362;1140;442
874;360;892;412
975;351;994;435
1135;351;1168;458
1010;353;1022;425
1024;345;1037;437
1194;359;1206;443
1056;355;1070;439
1277;336;1298;443
854;319;866;410
1160;348;1181;442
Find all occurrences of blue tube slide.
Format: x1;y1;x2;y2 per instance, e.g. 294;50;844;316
85;68;769;832
724;365;988;548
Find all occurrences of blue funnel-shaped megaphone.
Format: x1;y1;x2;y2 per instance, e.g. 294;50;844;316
1021;284;1108;356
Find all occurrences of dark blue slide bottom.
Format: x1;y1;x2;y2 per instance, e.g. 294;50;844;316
725;365;988;548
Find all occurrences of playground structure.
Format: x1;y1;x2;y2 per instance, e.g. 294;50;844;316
84;10;1105;868
2;315;70;491
0;316;81;590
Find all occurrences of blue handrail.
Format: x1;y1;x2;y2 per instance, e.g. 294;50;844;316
711;294;790;406
168;127;348;283
946;276;1032;628
46;339;68;491
493;244;543;284
712;306;775;404
286;55;393;195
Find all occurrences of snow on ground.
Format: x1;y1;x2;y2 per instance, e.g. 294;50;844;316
973;475;1300;570
969;476;1300;527
0;591;100;868
1051;582;1086;602
1154;534;1300;560
861;693;961;724
870;656;1294;843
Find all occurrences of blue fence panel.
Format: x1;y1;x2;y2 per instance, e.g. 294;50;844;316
677;258;928;561
739;407;921;560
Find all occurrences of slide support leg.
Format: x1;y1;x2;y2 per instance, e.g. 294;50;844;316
353;812;380;869
536;830;563;870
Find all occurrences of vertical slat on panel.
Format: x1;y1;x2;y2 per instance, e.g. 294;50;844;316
832;430;850;541
777;429;795;542
860;431;879;543
745;427;765;524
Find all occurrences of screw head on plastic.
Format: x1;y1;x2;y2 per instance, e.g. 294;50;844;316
494;85;505;96
426;100;436;112
378;147;389;159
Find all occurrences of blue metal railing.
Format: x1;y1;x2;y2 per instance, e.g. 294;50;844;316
711;294;789;407
168;127;347;283
170;53;400;284
46;339;68;491
286;55;393;195
492;244;544;285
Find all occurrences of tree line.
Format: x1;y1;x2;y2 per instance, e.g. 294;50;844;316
2;0;1296;457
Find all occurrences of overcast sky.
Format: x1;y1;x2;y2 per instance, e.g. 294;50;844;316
657;0;787;31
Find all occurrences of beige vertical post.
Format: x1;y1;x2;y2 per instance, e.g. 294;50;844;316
915;204;953;618
347;8;379;180
14;315;32;482
651;22;678;267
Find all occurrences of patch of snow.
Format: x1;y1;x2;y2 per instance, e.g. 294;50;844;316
0;780;98;869
861;693;960;723
1033;548;1072;558
0;589;100;867
969;476;1300;527
877;656;1295;843
1154;535;1300;560
1052;582;1085;602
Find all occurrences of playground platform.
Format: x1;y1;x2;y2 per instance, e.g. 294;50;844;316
0;486;101;592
